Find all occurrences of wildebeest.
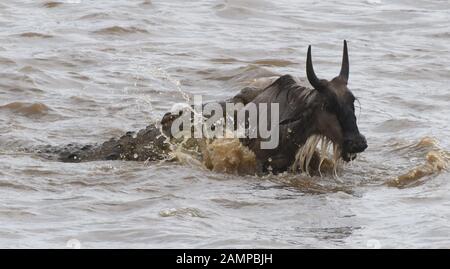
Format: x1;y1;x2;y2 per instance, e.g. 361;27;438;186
238;40;368;174
47;40;367;176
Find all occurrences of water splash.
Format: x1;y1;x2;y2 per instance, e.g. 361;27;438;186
202;138;256;175
387;137;449;188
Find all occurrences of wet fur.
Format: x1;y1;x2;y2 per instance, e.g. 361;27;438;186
241;75;329;174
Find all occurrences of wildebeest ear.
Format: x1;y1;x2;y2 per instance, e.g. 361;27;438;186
339;40;349;83
306;45;322;90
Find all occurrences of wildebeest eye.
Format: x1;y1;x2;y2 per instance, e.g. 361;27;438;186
327;92;341;111
324;99;339;113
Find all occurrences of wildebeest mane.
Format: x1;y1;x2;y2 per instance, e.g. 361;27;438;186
250;74;318;126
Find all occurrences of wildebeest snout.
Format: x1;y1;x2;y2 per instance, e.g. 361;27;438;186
343;134;367;153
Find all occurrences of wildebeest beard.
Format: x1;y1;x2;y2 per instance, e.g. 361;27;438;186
48;40;367;176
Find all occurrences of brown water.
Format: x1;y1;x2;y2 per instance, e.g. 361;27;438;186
0;0;449;248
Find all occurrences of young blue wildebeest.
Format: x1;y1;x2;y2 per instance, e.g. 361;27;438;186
240;40;368;174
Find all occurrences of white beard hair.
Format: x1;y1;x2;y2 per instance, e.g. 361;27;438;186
291;134;342;179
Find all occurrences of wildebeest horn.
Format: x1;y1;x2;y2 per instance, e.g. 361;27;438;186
306;45;321;89
339;40;349;83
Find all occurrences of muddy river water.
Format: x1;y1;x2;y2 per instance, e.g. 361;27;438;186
0;0;449;248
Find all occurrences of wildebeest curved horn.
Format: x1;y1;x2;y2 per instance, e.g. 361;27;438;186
339;40;349;83
306;45;321;89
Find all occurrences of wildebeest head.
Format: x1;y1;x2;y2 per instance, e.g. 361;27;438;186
305;40;367;162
